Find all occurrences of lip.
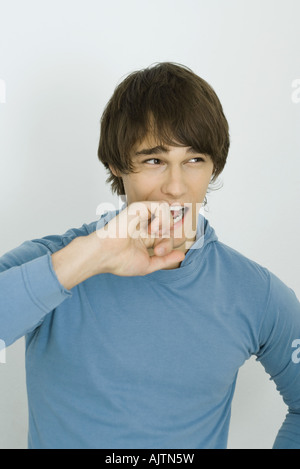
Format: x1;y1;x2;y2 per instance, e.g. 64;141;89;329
169;203;185;209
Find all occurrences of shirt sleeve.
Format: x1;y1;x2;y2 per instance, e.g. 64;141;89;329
0;251;72;347
0;217;110;349
255;271;300;449
0;228;89;347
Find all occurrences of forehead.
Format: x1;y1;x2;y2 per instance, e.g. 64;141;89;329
133;133;184;154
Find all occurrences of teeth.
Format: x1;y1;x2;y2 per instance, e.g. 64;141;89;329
172;208;185;223
173;213;183;223
169;206;186;224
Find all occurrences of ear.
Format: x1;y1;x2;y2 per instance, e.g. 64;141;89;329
109;165;121;178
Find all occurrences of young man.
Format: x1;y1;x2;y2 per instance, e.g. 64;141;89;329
1;63;300;449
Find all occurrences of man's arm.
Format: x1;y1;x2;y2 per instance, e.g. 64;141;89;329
0;201;184;347
255;271;300;449
0;232;115;346
0;249;72;347
51;200;185;288
50;234;110;290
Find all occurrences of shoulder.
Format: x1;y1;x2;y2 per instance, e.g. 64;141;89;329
211;240;271;285
210;239;299;312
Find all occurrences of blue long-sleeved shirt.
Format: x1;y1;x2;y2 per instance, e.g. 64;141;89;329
0;207;300;449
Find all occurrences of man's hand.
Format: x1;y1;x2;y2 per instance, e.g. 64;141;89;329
93;200;186;276
52;201;186;290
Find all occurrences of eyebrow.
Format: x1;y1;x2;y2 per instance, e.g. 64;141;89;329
134;145;201;157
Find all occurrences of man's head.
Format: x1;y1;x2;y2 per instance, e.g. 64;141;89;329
98;62;230;198
97;62;230;255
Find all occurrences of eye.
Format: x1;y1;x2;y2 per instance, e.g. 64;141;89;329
143;157;205;166
143;158;162;165
189;157;205;163
143;157;205;165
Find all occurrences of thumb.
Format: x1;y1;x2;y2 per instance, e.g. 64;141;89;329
146;249;186;274
153;236;176;257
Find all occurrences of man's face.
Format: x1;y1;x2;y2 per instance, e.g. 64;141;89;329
110;134;214;256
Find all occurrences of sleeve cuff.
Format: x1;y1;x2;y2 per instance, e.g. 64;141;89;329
21;252;72;313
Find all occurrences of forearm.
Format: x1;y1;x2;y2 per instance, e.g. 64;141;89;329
51;233;110;290
0;253;72;346
0;228;111;346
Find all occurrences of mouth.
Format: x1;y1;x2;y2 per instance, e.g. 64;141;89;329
169;205;189;227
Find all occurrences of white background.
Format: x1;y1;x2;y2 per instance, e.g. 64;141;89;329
0;0;299;449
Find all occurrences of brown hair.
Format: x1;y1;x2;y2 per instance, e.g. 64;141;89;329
98;62;230;197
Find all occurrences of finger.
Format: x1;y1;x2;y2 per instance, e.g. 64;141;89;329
145;250;186;274
127;201;174;246
148;201;173;238
153;236;175;256
138;201;167;239
127;202;150;239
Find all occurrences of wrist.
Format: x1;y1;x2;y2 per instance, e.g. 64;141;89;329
51;234;109;290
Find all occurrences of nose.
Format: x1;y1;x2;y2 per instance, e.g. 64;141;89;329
161;166;188;199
